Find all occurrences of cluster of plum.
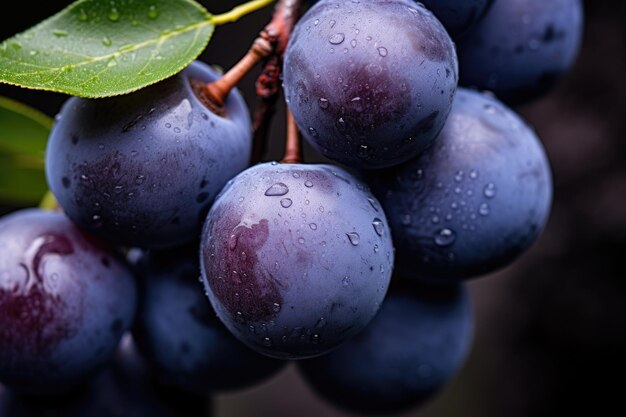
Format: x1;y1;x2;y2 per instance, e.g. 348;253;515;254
0;0;583;415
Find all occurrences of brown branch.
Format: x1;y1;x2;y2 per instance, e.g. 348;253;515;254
251;0;305;164
202;0;305;163
204;37;273;107
282;109;303;163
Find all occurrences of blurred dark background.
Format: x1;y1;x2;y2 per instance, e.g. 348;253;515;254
1;1;625;416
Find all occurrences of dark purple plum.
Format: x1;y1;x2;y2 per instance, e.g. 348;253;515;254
0;209;136;394
420;0;494;39
46;61;252;249
133;248;285;393
370;88;553;281
458;0;584;103
299;285;473;414
0;335;211;417
200;162;394;359
283;0;458;169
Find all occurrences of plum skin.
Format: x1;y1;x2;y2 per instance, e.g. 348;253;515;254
458;0;584;103
46;61;252;249
200;162;394;359
0;335;210;417
420;0;494;39
370;88;553;282
0;209;137;394
299;286;473;414
133;248;285;393
284;0;458;170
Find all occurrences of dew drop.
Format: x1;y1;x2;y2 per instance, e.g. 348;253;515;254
147;4;159;19
304;180;313;188
108;7;120;22
479;203;490;216
378;47;388;57
309;223;318;230
346;232;360;246
77;9;88;21
263;337;272;347
280;198;293;208
265;183;289;196
318;98;329;109
372;218;384;236
342;276;351;287
53;30;68;38
329;33;345;45
311;334;321;344
368;198;379;211
434;229;456;247
272;303;281;313
483;183;497;198
102;37;112;47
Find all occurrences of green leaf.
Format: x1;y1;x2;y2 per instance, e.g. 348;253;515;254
0;96;51;204
0;0;214;98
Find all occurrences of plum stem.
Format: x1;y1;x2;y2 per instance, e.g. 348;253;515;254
252;0;306;163
203;38;272;107
282;109;303;164
205;37;273;107
205;0;304;124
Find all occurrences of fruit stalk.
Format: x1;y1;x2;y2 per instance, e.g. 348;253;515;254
204;0;304;111
252;0;306;162
203;38;273;107
282;109;302;163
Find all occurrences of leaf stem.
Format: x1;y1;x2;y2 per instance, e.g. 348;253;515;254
282;109;302;164
211;0;276;26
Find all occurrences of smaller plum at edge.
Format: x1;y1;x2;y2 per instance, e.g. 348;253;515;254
420;0;494;39
133;247;285;394
0;209;137;394
0;335;211;417
458;0;584;103
299;285;474;415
